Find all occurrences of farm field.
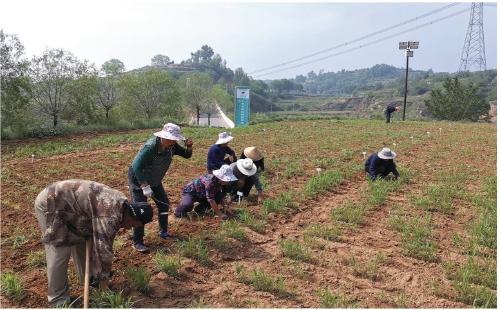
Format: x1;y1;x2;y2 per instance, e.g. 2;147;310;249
0;119;496;308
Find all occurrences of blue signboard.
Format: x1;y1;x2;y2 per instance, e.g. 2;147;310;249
235;87;250;127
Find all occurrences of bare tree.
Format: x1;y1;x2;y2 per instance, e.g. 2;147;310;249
29;48;90;127
183;73;213;125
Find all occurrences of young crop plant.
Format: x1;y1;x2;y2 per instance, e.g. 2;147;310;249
126;266;151;294
284;161;304;179
154;251;182;277
366;180;392;208
176;237;211;266
304;223;341;242
90;289;134;308
304;170;343;198
452;279;497;308
236;208;266;233
348;252;386;281
317;289;358;308
235;265;291;297
279;239;313;263
340;149;354;161
389;214;438;262
0;272;25;301
331;201;365;226
221;220;248;242
444;257;496;290
412;184;454;214
262;192;297;215
27;250;46;268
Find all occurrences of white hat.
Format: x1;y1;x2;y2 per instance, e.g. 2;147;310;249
378;147;396;160
213;164;238;182
243;146;264;161
153;123;185;141
235;158;257;176
215;132;234;145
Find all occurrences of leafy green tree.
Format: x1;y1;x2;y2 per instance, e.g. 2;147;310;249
151;54;172;66
119;68;180;119
0;30;32;137
95;59;124;119
101;58;125;76
425;77;490;121
181;73;213;125
29;48;93;127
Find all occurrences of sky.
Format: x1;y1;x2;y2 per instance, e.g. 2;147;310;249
1;0;497;79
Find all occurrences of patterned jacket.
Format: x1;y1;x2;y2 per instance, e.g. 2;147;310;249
36;179;127;281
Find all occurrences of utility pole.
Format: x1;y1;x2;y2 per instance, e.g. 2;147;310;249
398;41;419;121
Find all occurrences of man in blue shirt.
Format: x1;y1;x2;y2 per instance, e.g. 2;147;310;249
206;132;236;173
365;147;400;181
128;123;193;252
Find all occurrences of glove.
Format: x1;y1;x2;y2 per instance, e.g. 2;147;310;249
142;185;153;198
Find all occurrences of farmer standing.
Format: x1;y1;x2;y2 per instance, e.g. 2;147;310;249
384;105;400;123
174;164;237;219
365;147;400;181
34;179;153;307
128;123;193;252
206;132;236;173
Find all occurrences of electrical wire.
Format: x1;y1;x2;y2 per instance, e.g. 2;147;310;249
253;7;471;78
249;2;462;75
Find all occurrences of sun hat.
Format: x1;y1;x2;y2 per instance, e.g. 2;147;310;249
213;164;238;182
243;146;264;161
235;158;257;176
215;132;234;145
127;201;153;224
377;147;396;160
153;123;186;141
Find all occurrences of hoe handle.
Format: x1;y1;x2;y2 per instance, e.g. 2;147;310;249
83;238;91;308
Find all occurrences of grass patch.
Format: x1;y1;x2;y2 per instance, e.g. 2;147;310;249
154;251;182;277
27;250;46;268
444;257;496;290
279;239;313;263
331;201;365;226
176;237;211;266
236;208;266;233
412;183;454;214
284;161;304;178
262;192;297;215
453;280;496;308
366;180;392;208
0;272;25;301
348;252;386;281
304;170;343;198
221;220;247;242
304;223;341;241
317;289;358;308
90;289;134;308
126;266;151;294
235;265;291;297
389;214;438;262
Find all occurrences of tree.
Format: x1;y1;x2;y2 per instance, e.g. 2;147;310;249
151;54;172;67
29;48;92;127
182;73;213;125
119;68;180;119
425;77;490;121
101;58;125;76
0;30;31;137
95;59;124;119
234;67;250;86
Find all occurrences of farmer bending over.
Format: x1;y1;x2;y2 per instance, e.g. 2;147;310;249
175;164;237;220
34;179;153;307
229;156;261;203
365;147;400;181
384;105;400;123
206;132;236;173
128;123;193;252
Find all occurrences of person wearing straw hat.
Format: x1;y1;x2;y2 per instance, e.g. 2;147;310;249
207;132;237;173
174;164;237;220
231;149;264;203
384;105;400;123
128;123;193;252
364;147;400;181
34;179;153;307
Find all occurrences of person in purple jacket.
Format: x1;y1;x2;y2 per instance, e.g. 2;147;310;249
175;164;238;220
364;147;400;181
206;132;236;173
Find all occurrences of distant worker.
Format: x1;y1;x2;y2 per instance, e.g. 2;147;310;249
365;147;400;181
34;180;153;307
207;132;236;173
128;123;193;252
384;105;400;123
230;149;263;203
175;164;237;220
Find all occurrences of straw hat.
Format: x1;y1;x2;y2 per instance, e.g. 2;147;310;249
153;123;185;141
213;165;238;182
243;146;263;161
236;158;257;176
378;147;396;160
215;132;234;145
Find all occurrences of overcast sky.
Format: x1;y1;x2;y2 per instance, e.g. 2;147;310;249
1;0;497;79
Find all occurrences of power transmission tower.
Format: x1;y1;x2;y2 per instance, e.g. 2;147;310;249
458;3;487;72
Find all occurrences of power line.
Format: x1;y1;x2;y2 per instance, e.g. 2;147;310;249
249;2;461;75
254;7;471;78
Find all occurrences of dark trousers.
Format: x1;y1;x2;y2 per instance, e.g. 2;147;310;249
128;167;170;245
229;178;255;197
175;191;223;218
385;112;391;123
